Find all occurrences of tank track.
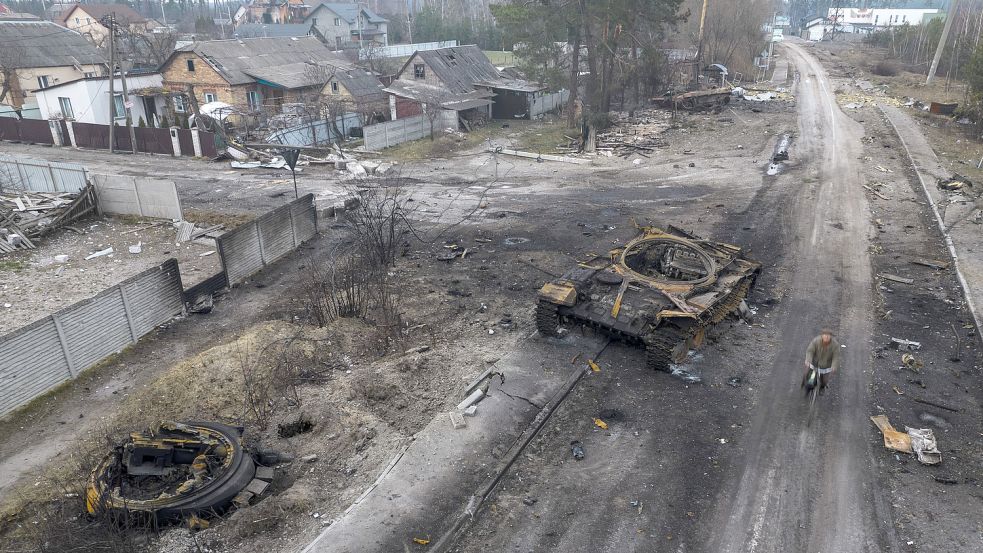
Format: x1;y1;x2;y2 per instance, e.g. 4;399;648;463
645;275;755;372
535;300;561;337
644;326;688;372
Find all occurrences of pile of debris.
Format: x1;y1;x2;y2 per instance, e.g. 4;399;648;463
0;186;97;254
595;109;672;158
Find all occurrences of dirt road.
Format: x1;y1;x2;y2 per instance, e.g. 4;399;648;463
449;40;902;553
705;40;896;553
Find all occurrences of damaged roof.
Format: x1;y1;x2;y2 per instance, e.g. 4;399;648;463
384;80;494;110
400;45;543;94
173;36;347;86
243;60;384;101
233;23;313;38
0;21;105;68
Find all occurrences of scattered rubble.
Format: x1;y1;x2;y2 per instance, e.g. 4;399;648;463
0;186;97;254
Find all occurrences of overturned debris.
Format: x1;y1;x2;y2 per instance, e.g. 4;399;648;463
86;421;259;520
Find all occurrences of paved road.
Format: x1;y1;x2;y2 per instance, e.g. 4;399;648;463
449;41;900;553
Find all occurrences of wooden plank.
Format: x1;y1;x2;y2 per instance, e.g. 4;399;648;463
879;273;914;285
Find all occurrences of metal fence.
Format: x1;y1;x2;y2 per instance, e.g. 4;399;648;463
89;173;183;219
359;40;458;60
217;194;317;285
0;154;89;193
363;111;458;151
0;259;184;417
530;90;570;119
265;113;362;147
0;117;53;144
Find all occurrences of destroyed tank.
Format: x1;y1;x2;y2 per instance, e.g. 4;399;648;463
536;225;760;371
86;421;257;521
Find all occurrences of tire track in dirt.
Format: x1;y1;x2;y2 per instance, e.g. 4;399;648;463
704;40;900;553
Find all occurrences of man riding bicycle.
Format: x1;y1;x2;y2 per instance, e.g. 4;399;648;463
803;329;840;393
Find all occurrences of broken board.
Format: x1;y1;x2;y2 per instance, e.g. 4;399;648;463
870;415;912;453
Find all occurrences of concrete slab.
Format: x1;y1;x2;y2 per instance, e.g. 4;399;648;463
300;332;606;553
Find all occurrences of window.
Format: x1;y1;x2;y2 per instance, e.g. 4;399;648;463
58;97;74;119
312;17;317;25
187;59;196;72
113;94;125;119
86;17;90;25
330;81;339;94
74;17;79;24
36;75;50;89
84;71;96;78
173;95;186;113
413;63;425;79
334;17;340;26
204;92;217;103
246;90;261;110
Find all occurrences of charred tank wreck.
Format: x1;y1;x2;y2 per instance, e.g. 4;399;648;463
536;225;761;371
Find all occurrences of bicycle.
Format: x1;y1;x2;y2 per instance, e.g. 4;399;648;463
803;363;821;425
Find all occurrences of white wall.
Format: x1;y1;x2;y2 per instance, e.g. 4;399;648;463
827;8;939;28
35;74;166;126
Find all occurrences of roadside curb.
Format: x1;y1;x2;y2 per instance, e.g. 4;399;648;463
431;338;610;552
877;103;983;338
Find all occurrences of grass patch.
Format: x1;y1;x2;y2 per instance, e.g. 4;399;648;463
0;260;26;272
183;208;255;230
515;120;577;154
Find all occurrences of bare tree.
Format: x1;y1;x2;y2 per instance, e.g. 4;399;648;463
413;86;452;140
0;43;25;107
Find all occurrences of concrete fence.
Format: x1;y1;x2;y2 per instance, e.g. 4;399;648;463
0;154;89;193
359;40;458;60
217;194;318;285
363;111;458;151
0;259;184;418
530;90;570;119
90;174;184;220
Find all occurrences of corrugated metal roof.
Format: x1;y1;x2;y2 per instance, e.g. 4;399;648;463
234;23;312;38
243;60;384;101
384;81;494;110
176;36;346;86
0;21;105;69
414;45;502;94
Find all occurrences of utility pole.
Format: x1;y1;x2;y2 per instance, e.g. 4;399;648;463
927;0;959;84
107;13;137;153
108;14;116;153
696;0;709;63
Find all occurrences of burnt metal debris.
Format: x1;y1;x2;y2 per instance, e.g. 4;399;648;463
655;87;733;111
536;225;761;372
86;421;259;520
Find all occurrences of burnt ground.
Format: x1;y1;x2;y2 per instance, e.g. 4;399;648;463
449;40;982;553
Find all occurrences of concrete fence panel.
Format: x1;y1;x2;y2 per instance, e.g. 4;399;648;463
0;260;184;418
0;318;72;417
363;111;458;151
90;173;183;220
0;154;88;193
218;194;316;286
58;288;133;371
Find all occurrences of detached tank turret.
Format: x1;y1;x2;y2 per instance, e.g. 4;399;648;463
536;225;760;371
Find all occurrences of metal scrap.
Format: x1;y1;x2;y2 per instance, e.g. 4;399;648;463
0;186;97;254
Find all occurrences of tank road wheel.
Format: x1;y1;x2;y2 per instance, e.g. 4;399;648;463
535;300;562;337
